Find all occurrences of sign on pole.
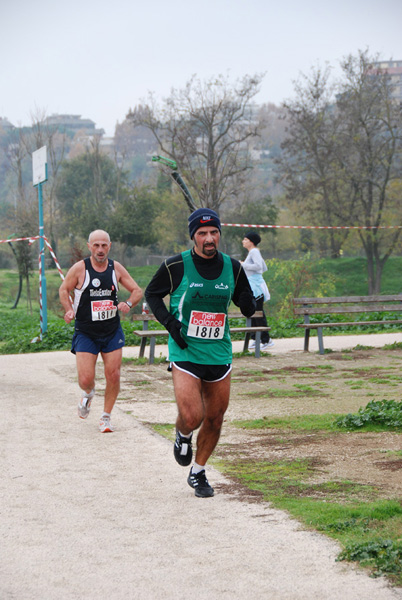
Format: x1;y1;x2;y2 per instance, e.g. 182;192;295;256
32;146;48;186
32;146;48;336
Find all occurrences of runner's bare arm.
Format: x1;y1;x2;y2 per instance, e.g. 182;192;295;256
114;262;143;314
59;261;85;323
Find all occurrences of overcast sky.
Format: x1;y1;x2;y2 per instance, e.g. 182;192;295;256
1;0;402;137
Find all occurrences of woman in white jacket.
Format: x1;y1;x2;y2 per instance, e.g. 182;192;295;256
241;231;274;349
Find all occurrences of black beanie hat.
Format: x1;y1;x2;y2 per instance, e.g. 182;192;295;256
188;208;221;239
244;231;261;246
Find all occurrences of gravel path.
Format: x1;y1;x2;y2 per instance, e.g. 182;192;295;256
2;337;402;599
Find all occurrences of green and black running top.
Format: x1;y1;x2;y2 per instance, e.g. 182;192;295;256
168;249;235;364
145;248;256;363
73;257;120;337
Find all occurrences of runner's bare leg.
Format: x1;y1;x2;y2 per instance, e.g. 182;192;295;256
76;352;97;394
101;348;122;414
196;375;231;465
172;366;231;465
172;367;204;434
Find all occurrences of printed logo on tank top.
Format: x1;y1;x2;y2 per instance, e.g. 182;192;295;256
90;289;113;297
92;278;101;287
190;291;229;304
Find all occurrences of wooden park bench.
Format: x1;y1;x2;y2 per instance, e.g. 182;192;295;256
132;312;270;363
293;295;402;355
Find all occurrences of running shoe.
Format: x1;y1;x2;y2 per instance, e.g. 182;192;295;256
248;340;256;349
174;431;193;466
99;415;114;433
77;390;94;419
187;469;214;498
261;340;275;349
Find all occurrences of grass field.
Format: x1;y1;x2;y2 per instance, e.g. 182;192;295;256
1;256;402;354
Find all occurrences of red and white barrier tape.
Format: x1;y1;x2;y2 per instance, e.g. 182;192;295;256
2;235;65;343
222;223;402;230
1;235;64;280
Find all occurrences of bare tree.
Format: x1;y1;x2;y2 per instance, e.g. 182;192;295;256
276;50;402;291
127;73;265;212
336;51;402;292
6;130;36;309
277;65;353;258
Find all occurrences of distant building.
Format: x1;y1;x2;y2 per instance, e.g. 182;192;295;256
44;114;105;137
0;117;15;130
371;60;402;103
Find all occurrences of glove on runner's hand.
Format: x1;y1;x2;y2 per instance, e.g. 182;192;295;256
163;315;188;350
238;290;257;318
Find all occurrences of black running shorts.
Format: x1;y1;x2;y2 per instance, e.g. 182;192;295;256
172;361;232;382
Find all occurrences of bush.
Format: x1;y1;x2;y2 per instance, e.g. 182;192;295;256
267;254;336;319
335;400;402;430
337;539;402;577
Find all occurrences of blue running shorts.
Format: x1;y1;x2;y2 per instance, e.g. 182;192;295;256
71;325;125;355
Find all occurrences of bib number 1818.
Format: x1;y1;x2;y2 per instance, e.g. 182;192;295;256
195;326;221;338
187;311;226;340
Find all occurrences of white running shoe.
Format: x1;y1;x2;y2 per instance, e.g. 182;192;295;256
261;340;275;350
78;389;95;419
248;340;256;349
99;415;114;433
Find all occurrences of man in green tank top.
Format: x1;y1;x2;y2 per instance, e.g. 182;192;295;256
145;209;256;497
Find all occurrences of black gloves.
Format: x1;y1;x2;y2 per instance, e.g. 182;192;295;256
238;290;257;318
163;315;188;349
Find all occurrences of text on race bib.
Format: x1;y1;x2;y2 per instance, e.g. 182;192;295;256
187;311;226;340
91;300;117;321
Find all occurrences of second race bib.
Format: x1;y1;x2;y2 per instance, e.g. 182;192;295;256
91;300;117;321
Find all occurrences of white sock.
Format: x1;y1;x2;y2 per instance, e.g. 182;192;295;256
83;388;95;400
102;412;111;419
191;462;205;474
179;431;192;439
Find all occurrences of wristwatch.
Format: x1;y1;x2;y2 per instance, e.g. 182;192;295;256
125;300;133;308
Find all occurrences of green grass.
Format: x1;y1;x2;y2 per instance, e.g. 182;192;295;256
244;387;323;398
215;452;402;546
233;414;341;431
314;257;402;296
2;256;402;344
234;402;402;433
214;451;402;583
0;302;152;354
213;404;402;583
296;365;335;372
149;422;175;440
217;458;379;504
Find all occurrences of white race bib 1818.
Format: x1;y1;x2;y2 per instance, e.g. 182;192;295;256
91;300;117;321
187;311;226;340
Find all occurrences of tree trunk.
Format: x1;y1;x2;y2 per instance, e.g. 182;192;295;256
373;263;383;294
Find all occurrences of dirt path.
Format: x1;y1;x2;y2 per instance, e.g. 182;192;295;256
1;343;402;600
